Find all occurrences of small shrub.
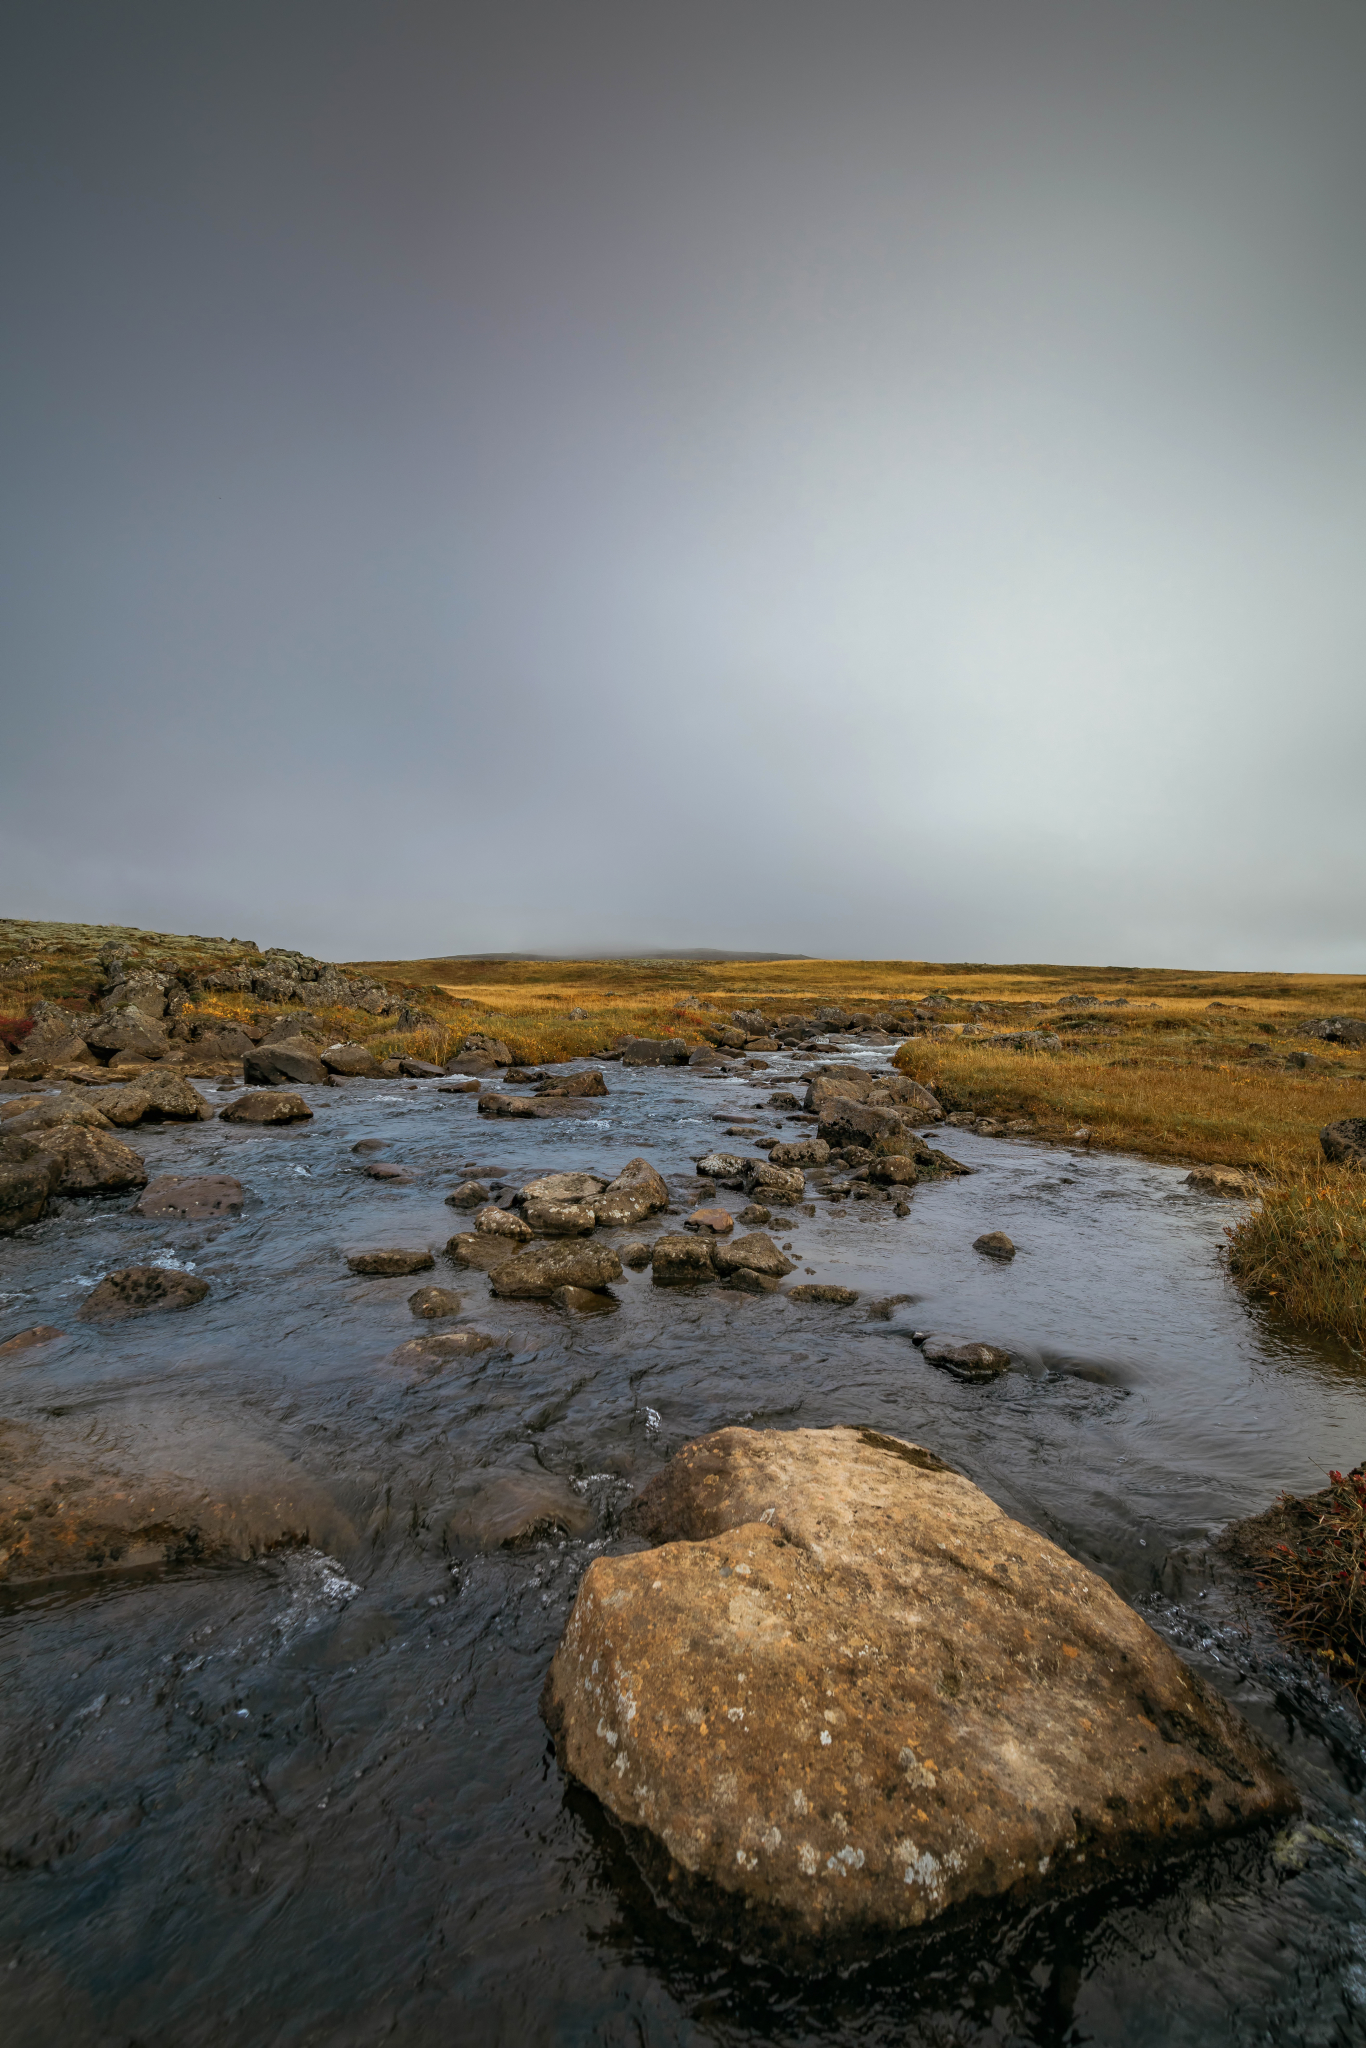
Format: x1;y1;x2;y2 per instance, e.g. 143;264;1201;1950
0;1014;34;1051
1234;1469;1366;1701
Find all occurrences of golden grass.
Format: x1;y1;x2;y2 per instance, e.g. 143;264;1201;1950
1227;1172;1366;1352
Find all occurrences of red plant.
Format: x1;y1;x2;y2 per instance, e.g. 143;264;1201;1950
0;1014;34;1052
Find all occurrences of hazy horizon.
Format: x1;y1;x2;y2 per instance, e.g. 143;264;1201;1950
3;2;1363;972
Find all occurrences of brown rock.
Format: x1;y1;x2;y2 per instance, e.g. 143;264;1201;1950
1319;1119;1366;1169
747;1162;805;1206
244;1036;329;1087
219;1091;313;1124
722;1267;781;1294
489;1241;624;1299
321;1041;382;1076
389;1330;500;1372
536;1069;609;1097
478;1092;598;1119
920;1336;1011;1379
713;1232;794;1280
787;1283;859;1305
651;1232;717;1286
0;1324;64;1358
83;1011;171;1063
85;1069;212;1123
619;1037;689;1065
438;1078;482;1094
1185;1167;1256;1197
445;1179;490;1209
868;1156;918;1187
78;1265;210;1321
543;1426;1295;1953
686;1207;735;1234
817;1099;905;1152
27;1125;149;1195
346;1248;435;1276
0;1160;56;1234
523;1198;596;1236
445;1232;523;1273
737;1202;771;1224
973;1232;1017;1260
768;1138;830;1169
592;1156;672;1228
365;1161;412;1181
694;1152;748;1187
621;1241;655;1269
408;1285;462;1318
521;1172;609;1204
133;1175;245;1221
475;1204;534;1241
553;1284;620;1313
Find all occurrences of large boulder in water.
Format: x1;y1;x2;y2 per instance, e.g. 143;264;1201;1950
489;1240;623;1299
542;1426;1294;1955
0;1159;57;1234
244;1036;329;1087
592;1157;671;1228
11;1124;148;1195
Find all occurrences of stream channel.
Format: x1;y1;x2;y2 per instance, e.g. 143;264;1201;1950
2;1043;1366;2045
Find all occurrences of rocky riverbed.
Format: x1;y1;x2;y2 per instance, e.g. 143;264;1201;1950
2;1035;1366;2046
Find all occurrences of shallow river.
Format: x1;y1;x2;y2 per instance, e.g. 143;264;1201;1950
3;1046;1366;2046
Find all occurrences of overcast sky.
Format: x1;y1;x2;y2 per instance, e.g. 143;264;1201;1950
2;1;1363;969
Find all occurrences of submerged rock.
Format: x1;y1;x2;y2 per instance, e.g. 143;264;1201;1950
542;1425;1295;1954
787;1283;859;1305
445;1232;522;1273
408;1285;463;1318
0;1324;64;1358
346;1248;435;1276
478;1092;597;1119
133;1174;245;1221
388;1330;500;1372
919;1335;1012;1380
445;1179;490;1209
78;1265;210;1321
0;1159;57;1234
438;1467;594;1548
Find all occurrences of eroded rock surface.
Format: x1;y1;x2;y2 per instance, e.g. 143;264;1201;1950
78;1265;210;1321
133;1174;245;1221
489;1241;623;1299
220;1091;313;1124
543;1425;1295;1953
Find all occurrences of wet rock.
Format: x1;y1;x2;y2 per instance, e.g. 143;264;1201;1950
767;1092;800;1110
347;1248;436;1276
919;1336;1012;1380
867;1157;918;1187
536;1069;609;1098
22;1124;149;1195
1;1099;113;1139
322;1042;382;1076
490;1241;624;1300
686;1207;735;1234
695;1151;747;1187
365;1161;412;1182
85;1070;213;1123
133;1174;245;1221
78;1265;210;1322
621;1241;655;1269
439;1468;594;1549
544;1424;1294;1952
475;1205;534;1241
973;1232;1017;1260
439;1078;482;1094
651;1232;717;1286
747;1162;805;1206
244;1036;329;1087
353;1138;388;1154
478;1092;597;1119
446;1179;491;1209
389;1329;500;1371
409;1285;462;1318
787;1284;859;1305
445;1232;522;1273
553;1284;619;1313
0;1159;56;1234
593;1157;672;1228
713;1232;795;1281
399;1058;444;1078
521;1171;609;1204
444;1056;501;1077
737;1202;771;1224
523;1198;596;1236
769;1138;830;1169
1320;1119;1366;1169
721;1267;780;1294
0;1412;353;1587
219;1091;313;1124
923;1149;972;1177
817;1099;904;1152
744;1037;781;1053
619;1037;689;1065
0;1323;64;1357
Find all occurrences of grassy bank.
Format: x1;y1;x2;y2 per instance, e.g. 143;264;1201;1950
1226;1468;1366;1700
1226;1172;1366;1352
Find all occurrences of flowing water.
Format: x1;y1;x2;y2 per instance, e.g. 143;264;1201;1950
3;1048;1366;2046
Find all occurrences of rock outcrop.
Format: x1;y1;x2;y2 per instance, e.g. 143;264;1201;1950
1321;1119;1366;1169
542;1425;1295;1953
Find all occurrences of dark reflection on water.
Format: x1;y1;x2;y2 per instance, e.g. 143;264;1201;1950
3;1050;1366;2045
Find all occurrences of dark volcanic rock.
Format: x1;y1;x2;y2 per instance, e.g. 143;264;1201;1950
542;1425;1294;1952
78;1265;210;1322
